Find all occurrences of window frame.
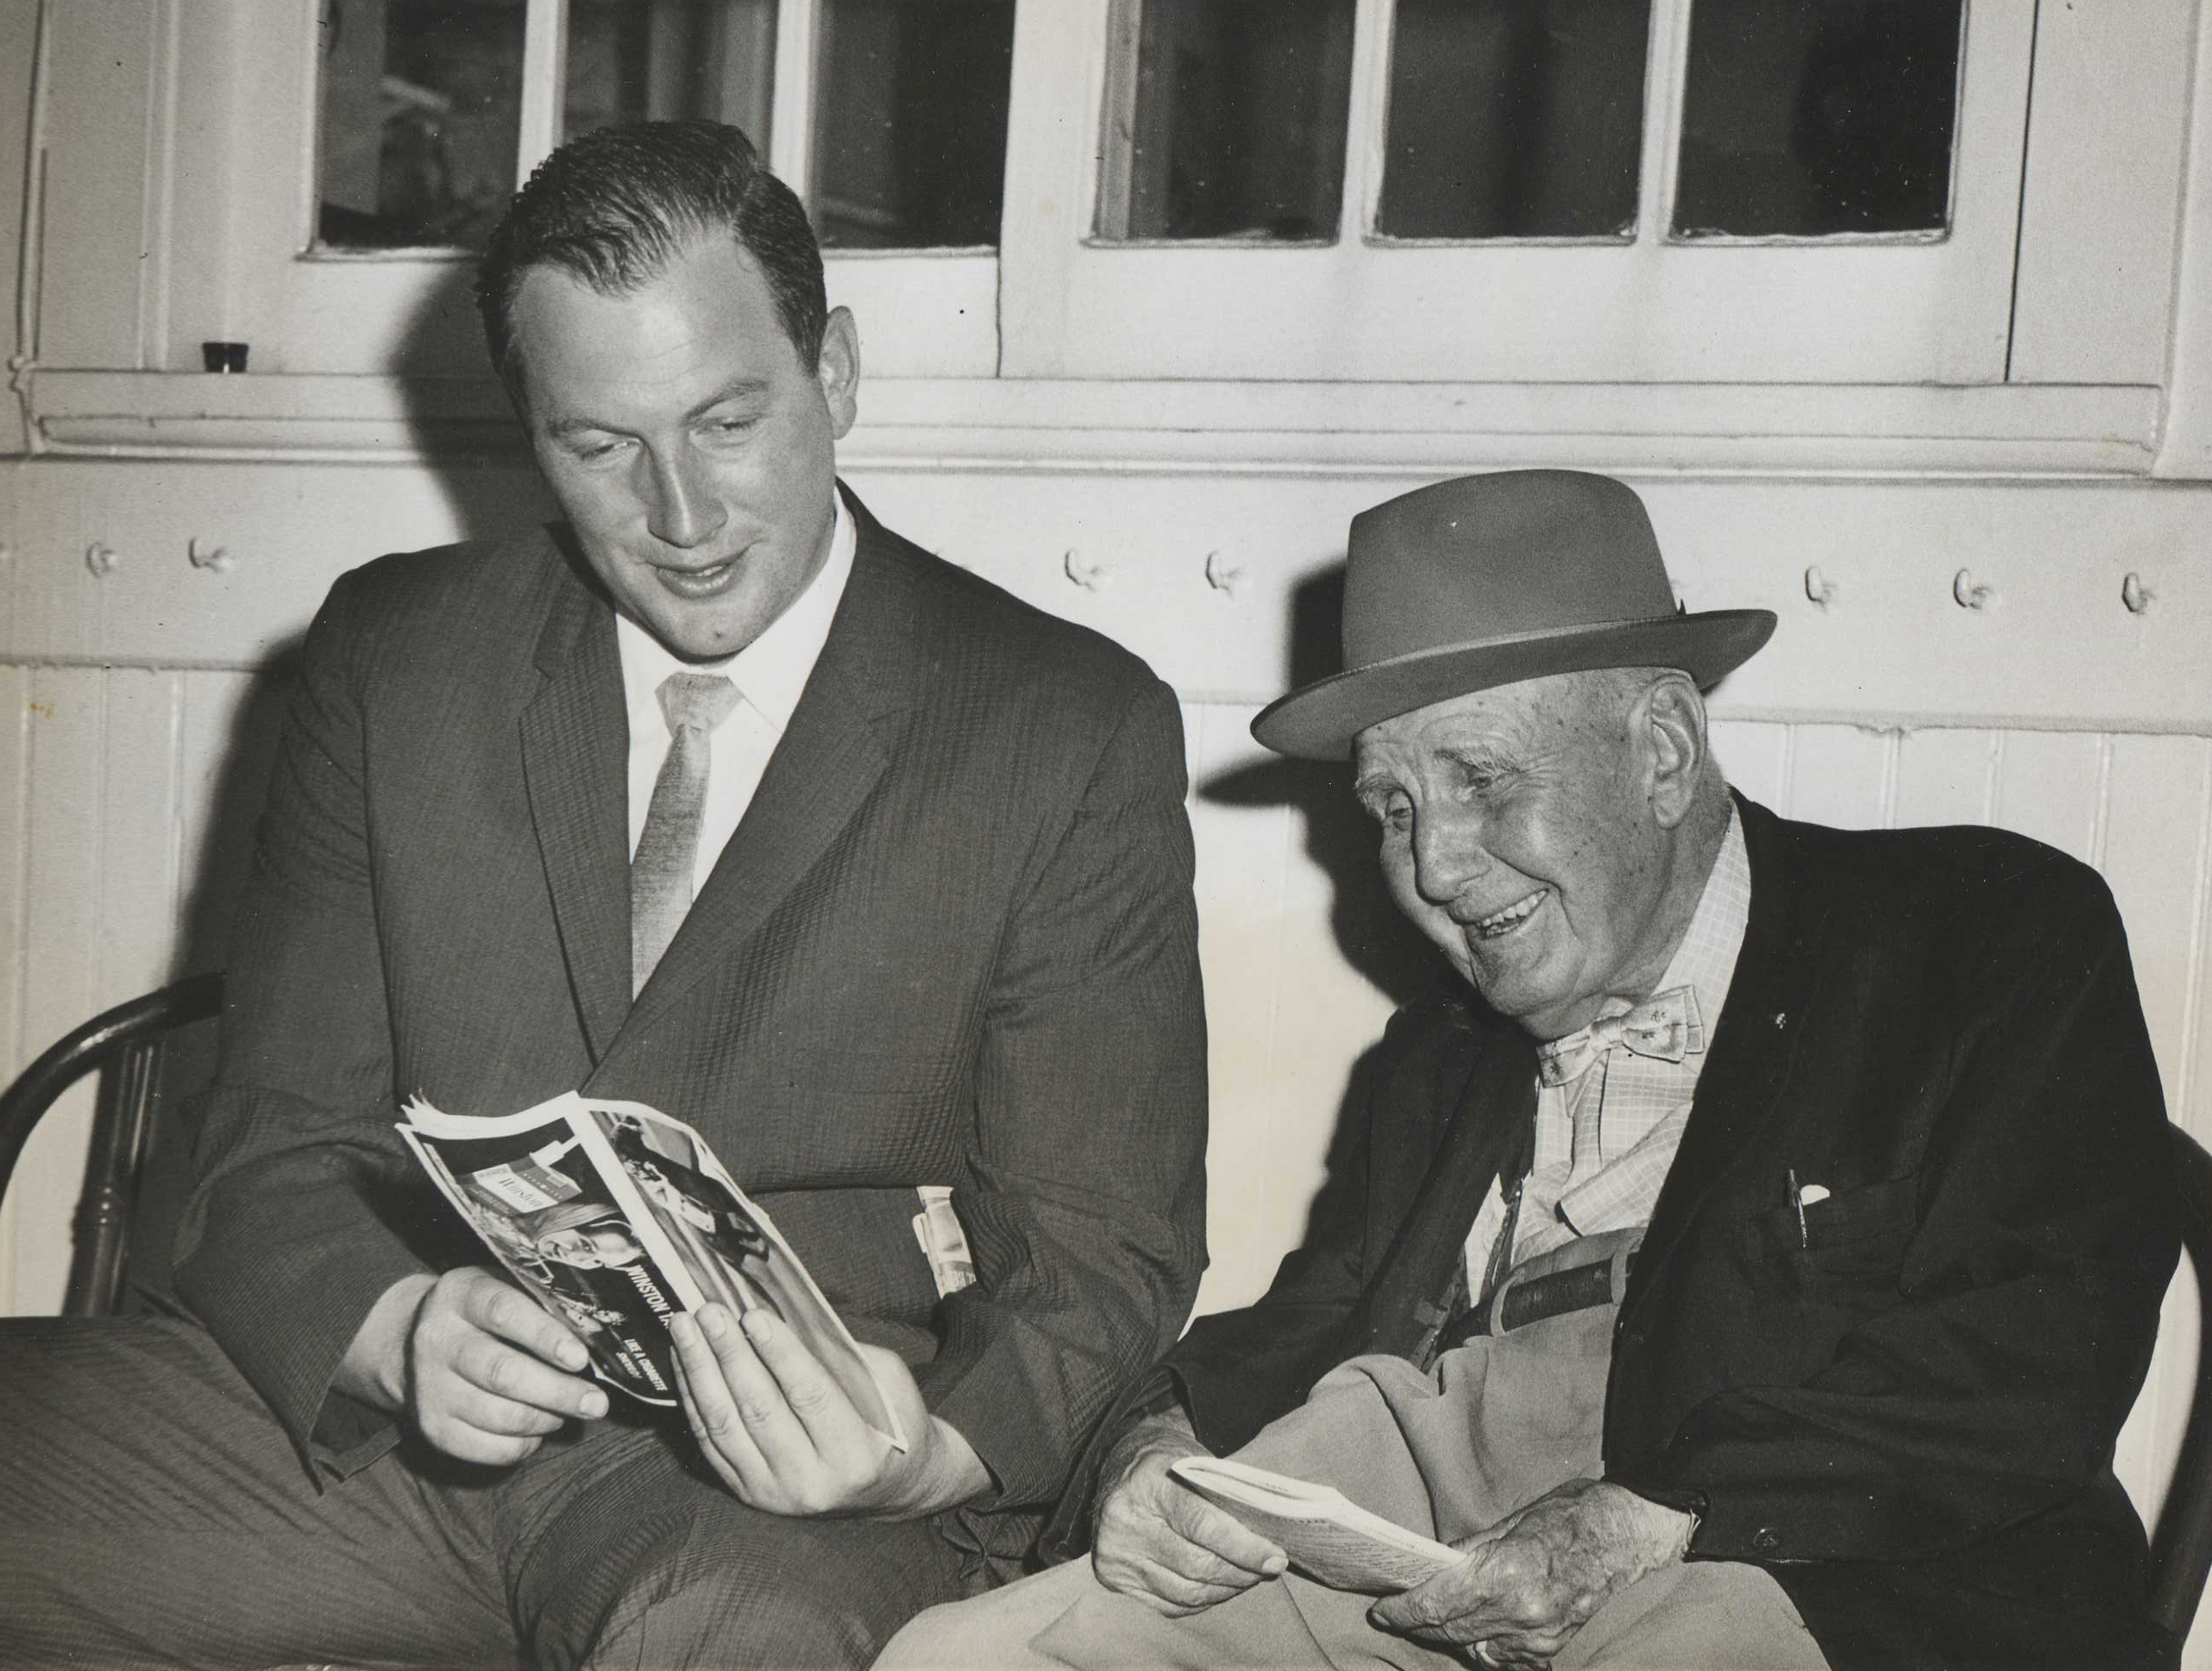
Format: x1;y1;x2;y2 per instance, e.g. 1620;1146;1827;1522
103;0;999;384
999;0;2033;384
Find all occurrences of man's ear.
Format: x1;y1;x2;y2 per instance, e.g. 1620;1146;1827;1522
817;306;860;440
1639;675;1708;830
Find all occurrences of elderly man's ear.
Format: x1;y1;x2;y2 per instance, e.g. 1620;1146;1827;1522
1637;675;1711;831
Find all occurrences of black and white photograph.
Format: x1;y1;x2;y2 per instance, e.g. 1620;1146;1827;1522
3;3;2211;1668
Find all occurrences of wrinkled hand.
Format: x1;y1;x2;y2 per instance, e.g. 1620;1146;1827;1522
1090;1411;1287;1616
669;1302;988;1519
395;1266;607;1465
1367;1479;1693;1669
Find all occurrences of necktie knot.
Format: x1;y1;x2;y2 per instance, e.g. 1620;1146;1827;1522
1538;986;1705;1088
657;671;741;738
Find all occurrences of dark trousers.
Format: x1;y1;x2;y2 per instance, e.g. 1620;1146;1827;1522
0;1313;971;1669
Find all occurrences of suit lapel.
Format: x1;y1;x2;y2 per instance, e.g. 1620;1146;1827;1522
518;550;634;1061
1624;797;1829;1315
608;493;915;1053
1352;1019;1537;1360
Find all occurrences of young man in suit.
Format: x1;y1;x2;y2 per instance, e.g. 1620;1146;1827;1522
0;122;1206;1668
882;468;2180;1671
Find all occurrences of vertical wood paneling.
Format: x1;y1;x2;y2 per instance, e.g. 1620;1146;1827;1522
1782;724;1889;830
1710;720;1787;807
1992;731;2106;861
96;671;183;1002
2103;738;2212;1105
177;668;274;977
0;665;30;1310
2102;738;2212;1537
1894;729;2000;829
1185;702;1296;1316
5;669;108;1316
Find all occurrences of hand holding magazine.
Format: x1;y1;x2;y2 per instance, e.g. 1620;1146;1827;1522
398;1090;907;1451
1170;1456;1461;1593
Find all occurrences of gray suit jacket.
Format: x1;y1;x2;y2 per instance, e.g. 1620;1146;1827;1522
172;492;1209;1532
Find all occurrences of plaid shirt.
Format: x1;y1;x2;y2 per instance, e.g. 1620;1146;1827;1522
1464;807;1752;1292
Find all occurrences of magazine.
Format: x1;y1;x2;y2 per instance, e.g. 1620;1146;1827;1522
397;1090;906;1450
1169;1455;1461;1593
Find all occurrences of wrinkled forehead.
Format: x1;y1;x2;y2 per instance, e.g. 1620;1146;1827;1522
1352;673;1598;770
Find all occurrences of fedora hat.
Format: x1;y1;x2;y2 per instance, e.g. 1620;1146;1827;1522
1251;470;1775;759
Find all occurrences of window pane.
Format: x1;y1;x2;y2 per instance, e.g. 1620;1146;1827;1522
564;0;778;153
1674;0;1962;239
1379;0;1648;241
810;0;1016;248
317;0;525;251
1099;0;1355;243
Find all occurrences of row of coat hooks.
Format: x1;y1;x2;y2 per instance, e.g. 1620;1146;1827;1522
1064;550;1249;596
1801;564;2157;616
85;538;231;576
75;539;2163;621
1059;547;2164;620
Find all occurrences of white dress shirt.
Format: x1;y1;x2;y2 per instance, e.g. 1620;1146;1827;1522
615;491;856;891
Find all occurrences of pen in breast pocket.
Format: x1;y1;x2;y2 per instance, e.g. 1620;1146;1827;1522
1787;1168;1808;1248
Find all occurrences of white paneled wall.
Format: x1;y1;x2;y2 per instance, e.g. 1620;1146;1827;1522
3;456;2212;1658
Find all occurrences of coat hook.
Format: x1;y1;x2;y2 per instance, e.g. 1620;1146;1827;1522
2121;571;2154;615
1064;550;1107;592
1203;551;1246;597
1951;569;1995;612
1803;565;1838;610
85;542;118;578
187;537;232;574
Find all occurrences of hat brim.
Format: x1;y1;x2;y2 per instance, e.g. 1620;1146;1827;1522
1251;610;1777;760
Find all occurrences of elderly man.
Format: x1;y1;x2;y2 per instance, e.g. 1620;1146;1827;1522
0;122;1205;1668
882;468;2178;1670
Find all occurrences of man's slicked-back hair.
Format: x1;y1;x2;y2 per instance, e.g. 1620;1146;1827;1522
477;119;827;395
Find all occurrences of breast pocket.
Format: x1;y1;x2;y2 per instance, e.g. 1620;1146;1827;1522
1748;1172;1920;1285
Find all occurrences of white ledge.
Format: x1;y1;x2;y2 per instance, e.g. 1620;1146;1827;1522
22;369;2165;477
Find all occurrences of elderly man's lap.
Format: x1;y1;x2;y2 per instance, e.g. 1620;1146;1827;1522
879;1366;1825;1671
0;1313;965;1669
879;1542;1822;1671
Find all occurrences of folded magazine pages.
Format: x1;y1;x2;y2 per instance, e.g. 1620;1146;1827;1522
398;1090;907;1451
1170;1456;1461;1593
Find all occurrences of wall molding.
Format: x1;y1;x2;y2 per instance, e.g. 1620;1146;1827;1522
22;368;2165;477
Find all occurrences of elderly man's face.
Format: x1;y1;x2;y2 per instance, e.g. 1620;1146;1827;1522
512;235;858;663
1354;673;1686;1040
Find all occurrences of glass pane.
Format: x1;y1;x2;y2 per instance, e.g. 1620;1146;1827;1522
1379;0;1649;241
811;0;1017;248
564;0;778;153
1100;0;1355;243
1674;0;1962;239
316;0;526;251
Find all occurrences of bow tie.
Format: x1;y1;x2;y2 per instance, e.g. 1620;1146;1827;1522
1537;987;1706;1087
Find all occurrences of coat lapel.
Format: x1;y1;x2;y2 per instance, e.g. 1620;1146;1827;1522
608;493;915;1052
1351;1019;1537;1361
1623;797;1830;1317
518;549;634;1062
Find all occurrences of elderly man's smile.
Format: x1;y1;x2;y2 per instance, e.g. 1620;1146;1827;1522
1462;887;1549;939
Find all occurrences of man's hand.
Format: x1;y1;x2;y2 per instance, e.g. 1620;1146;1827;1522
668;1302;990;1519
1090;1408;1287;1617
1367;1479;1693;1669
336;1267;608;1467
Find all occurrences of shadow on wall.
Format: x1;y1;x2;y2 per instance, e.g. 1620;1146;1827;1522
129;260;557;1297
1198;563;1458;1251
394;256;561;543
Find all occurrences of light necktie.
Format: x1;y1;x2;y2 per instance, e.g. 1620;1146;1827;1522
632;671;742;996
1536;986;1705;1088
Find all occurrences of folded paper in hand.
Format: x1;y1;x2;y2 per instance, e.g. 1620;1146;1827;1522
1170;1456;1461;1593
398;1090;907;1450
